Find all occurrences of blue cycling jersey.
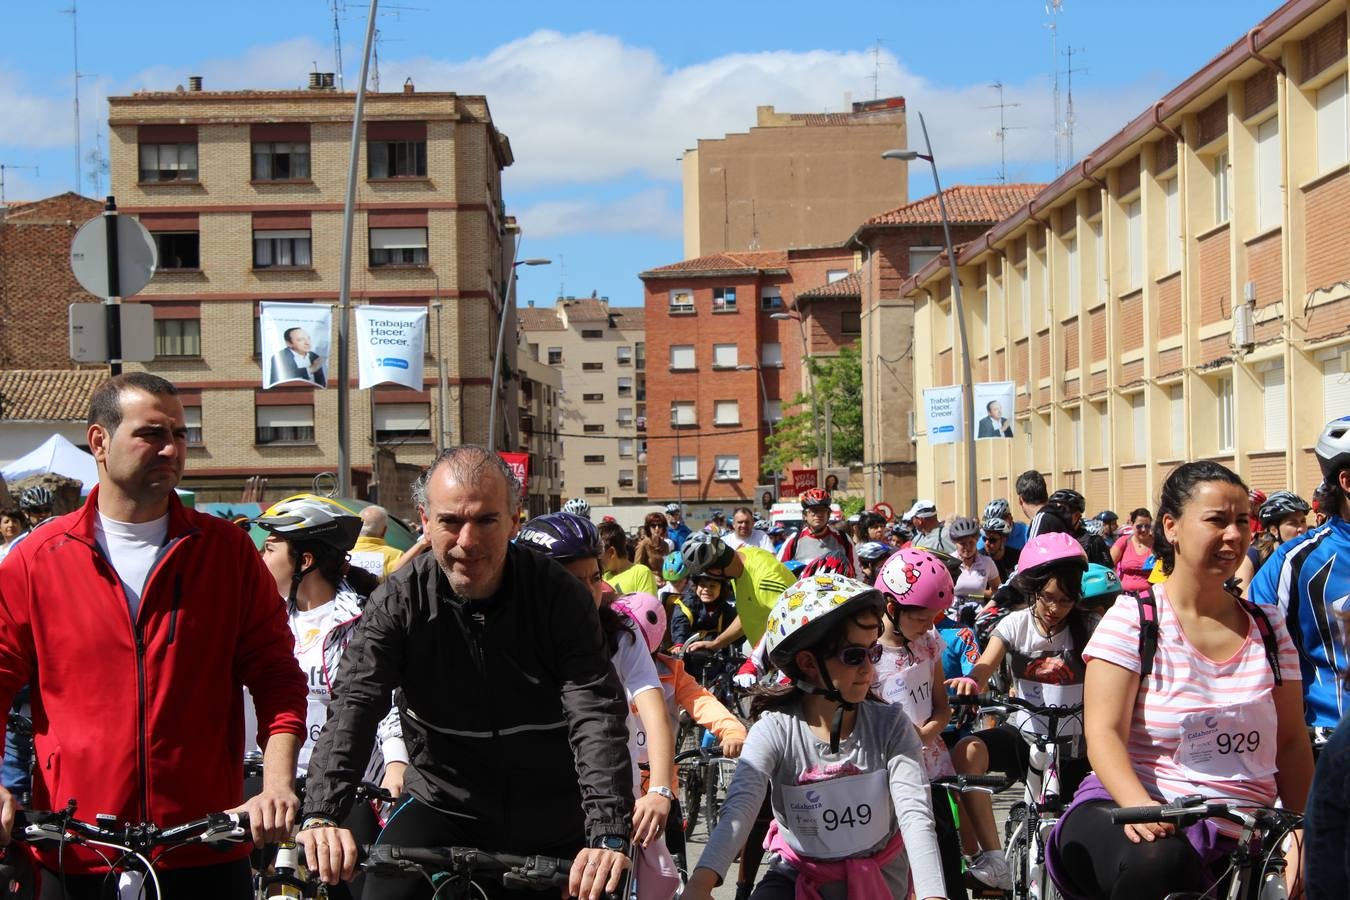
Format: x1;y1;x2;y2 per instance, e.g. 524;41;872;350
1250;516;1350;727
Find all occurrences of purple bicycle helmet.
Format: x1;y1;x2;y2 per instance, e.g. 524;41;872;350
517;512;600;561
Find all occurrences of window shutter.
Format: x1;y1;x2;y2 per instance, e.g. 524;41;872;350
1263;365;1287;450
1323;355;1350;424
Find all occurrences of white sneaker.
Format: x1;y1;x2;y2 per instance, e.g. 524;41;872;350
968;849;1013;891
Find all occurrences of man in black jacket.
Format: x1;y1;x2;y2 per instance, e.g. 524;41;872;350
298;446;632;899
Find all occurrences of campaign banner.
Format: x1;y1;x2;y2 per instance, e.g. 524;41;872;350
789;468;819;496
499;451;530;503
260;302;332;389
754;484;778;509
974;381;1016;439
355;305;428;390
923;384;964;446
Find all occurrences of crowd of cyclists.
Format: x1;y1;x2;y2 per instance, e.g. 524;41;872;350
0;373;1348;899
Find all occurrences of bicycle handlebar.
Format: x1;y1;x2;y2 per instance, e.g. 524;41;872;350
15;806;251;850
674;747;725;765
1108;794;1304;831
930;774;1014;790
951;692;1084;717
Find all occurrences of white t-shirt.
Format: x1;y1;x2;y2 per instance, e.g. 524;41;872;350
94;512;168;620
991;608;1094;743
725;529;773;552
291;600;337;773
612;618;663;797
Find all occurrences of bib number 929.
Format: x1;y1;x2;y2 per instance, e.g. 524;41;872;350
1216;730;1260;756
822;803;872;831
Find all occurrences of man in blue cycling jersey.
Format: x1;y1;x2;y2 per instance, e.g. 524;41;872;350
1250;416;1350;727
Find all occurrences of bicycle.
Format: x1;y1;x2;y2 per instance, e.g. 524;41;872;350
674;745;730;846
959;693;1085;900
1110;796;1303;900
930;774;1016;900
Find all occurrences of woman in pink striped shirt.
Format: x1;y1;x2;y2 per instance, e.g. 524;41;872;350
1049;461;1312;900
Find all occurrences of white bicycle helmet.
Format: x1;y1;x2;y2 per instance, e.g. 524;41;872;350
253;496;363;608
947;516;980;540
1316;417;1350;481
562;497;592;519
18;486;53;511
983;498;1011;521
681;532;734;576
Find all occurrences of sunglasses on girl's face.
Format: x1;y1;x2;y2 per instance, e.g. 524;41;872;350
833;642;884;667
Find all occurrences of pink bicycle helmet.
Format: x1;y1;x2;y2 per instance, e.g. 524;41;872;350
1016;532;1088;578
612;592;666;654
874;547;954;611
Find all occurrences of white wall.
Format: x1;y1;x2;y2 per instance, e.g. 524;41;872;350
0;423;90;470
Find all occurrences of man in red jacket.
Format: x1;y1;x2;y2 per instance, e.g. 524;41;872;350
0;373;307;898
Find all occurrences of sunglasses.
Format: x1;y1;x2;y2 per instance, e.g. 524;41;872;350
833;642;884;667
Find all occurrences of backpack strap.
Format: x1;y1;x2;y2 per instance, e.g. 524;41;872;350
673;597;694;629
1238;598;1284;686
1136;586;1160;681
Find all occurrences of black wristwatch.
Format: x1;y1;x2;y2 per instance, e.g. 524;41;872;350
592;834;630;855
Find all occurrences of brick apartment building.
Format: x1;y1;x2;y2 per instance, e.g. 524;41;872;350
106;78;516;501
848;184;1043;508
639;246;859;507
682;98;908;258
906;0;1350;514
518;297;647;508
516;351;563;516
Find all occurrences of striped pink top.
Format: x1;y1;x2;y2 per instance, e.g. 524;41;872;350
1083;585;1300;822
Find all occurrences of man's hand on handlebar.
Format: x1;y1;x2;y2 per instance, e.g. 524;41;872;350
567;847;628;900
230;784;298;844
380;761;407;799
297;823;360;885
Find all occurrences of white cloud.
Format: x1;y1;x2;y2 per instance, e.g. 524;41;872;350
511;188;679;239
127;38;331;93
0;70;81;150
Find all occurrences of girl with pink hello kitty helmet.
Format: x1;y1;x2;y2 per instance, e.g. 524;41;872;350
874;547;955;625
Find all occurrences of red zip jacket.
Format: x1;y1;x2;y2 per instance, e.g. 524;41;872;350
0;487;307;873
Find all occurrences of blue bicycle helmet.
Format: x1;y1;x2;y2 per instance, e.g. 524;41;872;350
1080;563;1122;607
661;551;688;582
517;512;600;561
856;541;894;563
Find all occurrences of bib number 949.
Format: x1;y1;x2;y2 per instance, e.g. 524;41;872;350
1216;730;1260;756
822;803;872;831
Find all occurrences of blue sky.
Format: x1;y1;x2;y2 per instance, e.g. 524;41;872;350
3;0;1282;307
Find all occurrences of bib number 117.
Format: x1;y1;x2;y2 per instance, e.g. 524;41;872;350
822;803;872;831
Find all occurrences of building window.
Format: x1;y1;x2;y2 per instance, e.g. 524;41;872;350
1067;406;1082;469
617;408;633;426
255;404;315;445
183;405;203;447
671;401;696;427
617;345;632;365
1169;385;1186;458
1065;235;1080;314
673;456;697;482
253;230;312;268
1125;198;1142;290
618;438;634;458
1094;401;1109;467
584;454;605;464
369;228;428;267
581;329;603;339
617;377;632;397
618;469;635;488
840;310;861;336
547;347;563;365
826;269;848;283
712;343;738;369
1322;351;1350;423
582;392;603;402
153;232;200;270
1128;392;1146;462
1317;74;1348;174
374;403;432;443
713;287;737;312
1262;362;1286;450
154;318;200;357
714;455;741;480
761;287;783;310
764;398;782;423
582;361;604;371
138;143;198;182
714;400;740;425
669;289;695;314
1255;117;1281;233
910;247;941;274
1217;375;1235;452
252;141;310;180
670;345;695;370
584;486;606;496
1016;262;1030;332
1091;220;1106;302
583;424;605;433
368;139;427;179
1163;177;1180;273
761;342;782;367
1212;151;1230;225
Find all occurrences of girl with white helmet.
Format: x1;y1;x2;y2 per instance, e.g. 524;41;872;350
949;514;1002;602
683;574;945;900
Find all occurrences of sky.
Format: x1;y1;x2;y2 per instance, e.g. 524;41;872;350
1;0;1286;309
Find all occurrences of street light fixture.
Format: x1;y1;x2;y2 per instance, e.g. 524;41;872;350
770;309;825;477
737;363;781;501
883;111;978;519
487;256;552;453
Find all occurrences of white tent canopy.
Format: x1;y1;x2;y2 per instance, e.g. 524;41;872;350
1;434;97;496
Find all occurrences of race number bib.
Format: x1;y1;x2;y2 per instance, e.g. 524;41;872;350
1017;680;1081;709
780;770;889;859
1174;697;1278;781
882;662;934;725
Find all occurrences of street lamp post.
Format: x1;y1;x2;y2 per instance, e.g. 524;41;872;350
737;363;780;501
487;256;551;453
884;112;978;519
770;309;825;478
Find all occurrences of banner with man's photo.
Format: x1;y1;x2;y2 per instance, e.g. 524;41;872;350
354;305;427;390
973;381;1016;439
260;302;333;389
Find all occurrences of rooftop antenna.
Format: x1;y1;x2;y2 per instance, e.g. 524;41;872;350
330;0;345;89
558;254;566;299
1063;46;1088;165
0;164;40;205
1045;0;1064;173
981;82;1024;184
870;38;886;100
86;125;108;197
61;1;87;192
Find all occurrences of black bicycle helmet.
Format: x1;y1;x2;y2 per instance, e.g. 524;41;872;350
517;512;600;561
1258;490;1311;528
681;532;735;576
18;486;53;512
1047;488;1086;515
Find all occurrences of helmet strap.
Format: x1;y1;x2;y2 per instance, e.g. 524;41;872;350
797;649;853;753
287;554;320;614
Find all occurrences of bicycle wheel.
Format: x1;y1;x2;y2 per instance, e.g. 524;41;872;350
682;763;705;840
704;759;723;832
930;786;969;900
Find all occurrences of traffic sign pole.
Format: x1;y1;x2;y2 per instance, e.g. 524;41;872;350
103;196;123;375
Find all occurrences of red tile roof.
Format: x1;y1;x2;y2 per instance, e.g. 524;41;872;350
0;369;106;422
797;272;862;300
559;299;618;322
518;303;644;332
640;250;788;278
1;192;101;226
862;184;1044;227
517;307;564;331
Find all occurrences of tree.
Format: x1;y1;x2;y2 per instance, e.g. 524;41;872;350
764;344;864;477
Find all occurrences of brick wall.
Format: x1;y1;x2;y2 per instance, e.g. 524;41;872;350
1088;305;1106;363
937;348;952;385
1197;225;1231;326
1247;451;1288;492
1037;329;1050;379
1063;316;1079;371
1158;346;1183;376
1120;290;1143;350
1248;231;1283;309
1305;170;1350;291
1157;273;1182;338
1120;464;1148;510
1307;295;1350;342
1121;358;1144;386
1199;333;1230;365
